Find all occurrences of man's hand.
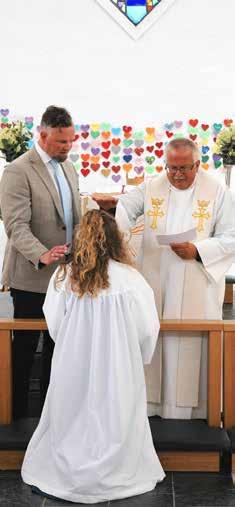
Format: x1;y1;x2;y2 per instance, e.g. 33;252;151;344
92;193;118;211
170;242;197;260
39;244;68;266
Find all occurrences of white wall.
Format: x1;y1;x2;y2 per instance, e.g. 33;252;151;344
1;0;235;124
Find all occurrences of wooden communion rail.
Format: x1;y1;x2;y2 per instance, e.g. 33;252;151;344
0;319;226;471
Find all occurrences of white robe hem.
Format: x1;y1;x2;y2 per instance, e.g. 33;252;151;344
22;472;165;504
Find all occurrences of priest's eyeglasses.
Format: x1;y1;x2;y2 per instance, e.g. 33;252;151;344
165;163;196;173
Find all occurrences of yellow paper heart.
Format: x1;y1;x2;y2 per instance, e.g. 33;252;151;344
91;123;100;131
145;135;155;143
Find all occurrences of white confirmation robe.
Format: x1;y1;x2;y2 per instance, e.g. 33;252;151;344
22;260;165;503
117;170;235;419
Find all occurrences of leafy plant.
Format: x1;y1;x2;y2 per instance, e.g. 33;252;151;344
214;125;235;165
0;122;32;162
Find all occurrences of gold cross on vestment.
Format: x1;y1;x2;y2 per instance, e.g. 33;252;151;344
192;200;211;232
147;198;165;230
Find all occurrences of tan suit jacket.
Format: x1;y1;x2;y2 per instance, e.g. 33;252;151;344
0;148;81;293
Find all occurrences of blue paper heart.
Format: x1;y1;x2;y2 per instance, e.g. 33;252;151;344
27;140;34;148
202;146;210;154
74;124;80;131
164;122;174;131
123;155;132;163
112;127;121;136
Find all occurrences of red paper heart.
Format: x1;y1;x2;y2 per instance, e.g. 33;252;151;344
224;118;233;127
123;126;132;133
102;161;110;168
147;146;154;153
201;124;209;131
189;119;198;127
81;168;90;177
101;151;111;159
155;150;164;158
112;138;121;145
190;134;197;141
91;163;100;172
82;161;89;168
81;132;89;139
135;148;144;156
156;166;163;173
124;132;132;139
112;165;121;173
102;141;111;149
166;131;173;138
74;134;79;141
155;142;163;148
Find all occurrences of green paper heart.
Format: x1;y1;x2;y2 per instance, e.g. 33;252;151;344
123;139;133;147
101;122;111;131
187;126;198;134
145;156;155;164
113;156;120;163
1;117;9;123
174;133;184;139
134;131;144;140
202;155;209;163
214;160;222;169
26;122;33;130
199;129;210;138
74;162;81;171
145;165;155;174
213;123;222;132
91;131;100;138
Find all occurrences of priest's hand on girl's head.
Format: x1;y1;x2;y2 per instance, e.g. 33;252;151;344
92;193;118;211
170;242;198;260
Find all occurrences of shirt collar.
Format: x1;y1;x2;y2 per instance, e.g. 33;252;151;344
35;142;52;165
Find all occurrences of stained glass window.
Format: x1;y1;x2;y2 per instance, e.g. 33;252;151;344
111;0;162;25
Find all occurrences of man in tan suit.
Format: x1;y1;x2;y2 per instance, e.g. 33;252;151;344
0;105;81;419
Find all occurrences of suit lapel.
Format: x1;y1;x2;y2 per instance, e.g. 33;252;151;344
29;148;64;222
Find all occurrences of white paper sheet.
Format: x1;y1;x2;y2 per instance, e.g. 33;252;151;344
156;227;197;246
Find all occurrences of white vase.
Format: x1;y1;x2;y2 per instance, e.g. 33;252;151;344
223;163;234;188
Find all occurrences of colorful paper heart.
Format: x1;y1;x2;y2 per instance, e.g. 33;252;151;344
123;139;133;147
189;134;197;141
102;131;111;139
112;128;121;136
214;160;222;169
81;132;89;139
81;142;90;150
189;119;199;128
91;163;100;172
101;169;111;177
91;156;100;164
123;148;132;155
155;150;164;158
112;138;121;145
174;121;183;129
112;146;121;154
82;161;89;168
202;155;209;163
134;131;144;140
123;163;132;172
91;131;100;139
164;123;174;130
156;166;163;173
81;124;90;131
112;174;121;183
166;131;174;138
123;155;132;163
101;151;111;159
81;154;90;161
70;153;79;162
91;148;100;155
145;166;155;174
134;140;144;147
224;119;233;127
102;161;110;168
112;156;120;163
0;108;9;116
81;168;90;177
101;122;111;131
123;126;132;133
91;123;100;131
201;163;209;170
146;146;154;153
134;166;144;174
102;141;111;149
213;123;222;132
112;165;121;173
202;146;210;154
145;156;155;165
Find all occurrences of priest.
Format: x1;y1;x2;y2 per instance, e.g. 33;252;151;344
93;138;235;419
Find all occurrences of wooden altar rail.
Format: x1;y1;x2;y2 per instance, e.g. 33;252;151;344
0;318;223;427
223;321;235;480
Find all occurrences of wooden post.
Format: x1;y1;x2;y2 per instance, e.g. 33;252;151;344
223;324;235;428
0;330;12;424
207;330;221;427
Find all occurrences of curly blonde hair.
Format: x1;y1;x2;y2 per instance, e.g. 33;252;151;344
55;209;133;297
